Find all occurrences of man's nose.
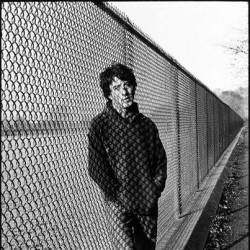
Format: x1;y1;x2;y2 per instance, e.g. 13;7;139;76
121;86;128;95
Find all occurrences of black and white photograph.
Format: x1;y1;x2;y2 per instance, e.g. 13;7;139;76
1;2;248;249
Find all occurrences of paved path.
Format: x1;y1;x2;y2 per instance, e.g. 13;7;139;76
224;125;249;250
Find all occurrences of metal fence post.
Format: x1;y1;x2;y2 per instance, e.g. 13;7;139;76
175;71;183;216
195;83;200;190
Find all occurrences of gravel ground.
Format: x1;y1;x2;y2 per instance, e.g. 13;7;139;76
204;124;249;250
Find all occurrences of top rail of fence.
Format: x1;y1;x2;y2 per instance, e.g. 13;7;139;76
96;2;240;117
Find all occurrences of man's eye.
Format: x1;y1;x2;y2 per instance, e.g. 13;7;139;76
113;86;120;91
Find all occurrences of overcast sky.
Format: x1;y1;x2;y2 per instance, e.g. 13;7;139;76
109;2;248;92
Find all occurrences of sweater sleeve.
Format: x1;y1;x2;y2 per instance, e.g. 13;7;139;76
87;122;119;201
153;127;167;194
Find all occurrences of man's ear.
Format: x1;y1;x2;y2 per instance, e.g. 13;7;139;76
132;86;136;96
108;84;113;101
108;93;113;101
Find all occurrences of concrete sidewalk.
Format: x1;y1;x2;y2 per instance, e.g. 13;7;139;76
157;127;245;250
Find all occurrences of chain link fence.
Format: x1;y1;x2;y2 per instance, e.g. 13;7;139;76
1;2;243;249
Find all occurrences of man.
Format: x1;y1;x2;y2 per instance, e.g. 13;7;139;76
88;63;167;250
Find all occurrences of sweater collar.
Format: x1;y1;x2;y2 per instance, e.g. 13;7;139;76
105;101;140;123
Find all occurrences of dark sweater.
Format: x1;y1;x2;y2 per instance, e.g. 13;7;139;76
88;101;167;215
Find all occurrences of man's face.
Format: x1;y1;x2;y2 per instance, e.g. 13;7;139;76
109;77;135;110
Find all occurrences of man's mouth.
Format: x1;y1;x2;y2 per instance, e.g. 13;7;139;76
122;97;131;102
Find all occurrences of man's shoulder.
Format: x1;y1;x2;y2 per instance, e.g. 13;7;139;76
88;110;108;132
139;113;158;130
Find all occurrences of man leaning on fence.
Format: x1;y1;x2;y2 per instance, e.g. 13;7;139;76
87;63;167;250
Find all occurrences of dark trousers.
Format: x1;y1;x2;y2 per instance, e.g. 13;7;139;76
105;202;158;250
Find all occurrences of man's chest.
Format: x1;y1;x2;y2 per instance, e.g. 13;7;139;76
101;119;155;162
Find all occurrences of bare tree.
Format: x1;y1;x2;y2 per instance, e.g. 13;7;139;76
221;27;248;55
224;26;248;78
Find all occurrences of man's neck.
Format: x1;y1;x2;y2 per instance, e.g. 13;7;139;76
120;108;129;118
113;103;129;118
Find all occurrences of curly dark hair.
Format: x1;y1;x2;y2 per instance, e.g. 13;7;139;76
99;63;137;100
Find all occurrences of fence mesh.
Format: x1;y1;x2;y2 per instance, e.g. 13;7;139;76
196;84;208;183
214;97;220;163
1;2;243;249
177;71;197;213
207;93;215;170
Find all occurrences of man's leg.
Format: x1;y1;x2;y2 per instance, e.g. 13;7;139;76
133;207;158;250
105;202;135;250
